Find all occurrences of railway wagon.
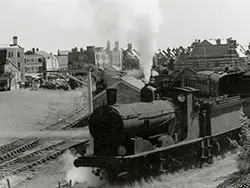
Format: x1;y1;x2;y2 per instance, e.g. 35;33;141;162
184;71;248;97
74;83;243;183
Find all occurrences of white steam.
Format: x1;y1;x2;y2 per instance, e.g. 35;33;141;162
62;0;162;83
61;149;105;187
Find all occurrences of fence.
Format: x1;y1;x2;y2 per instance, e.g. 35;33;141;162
5;178;74;188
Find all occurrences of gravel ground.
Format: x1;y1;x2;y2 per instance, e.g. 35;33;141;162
0;88;87;144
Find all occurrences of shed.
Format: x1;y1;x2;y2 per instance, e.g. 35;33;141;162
93;77;145;110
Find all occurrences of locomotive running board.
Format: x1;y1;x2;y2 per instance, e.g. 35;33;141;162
118;137;204;159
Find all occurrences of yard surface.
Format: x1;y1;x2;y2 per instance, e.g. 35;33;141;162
0;88;87;141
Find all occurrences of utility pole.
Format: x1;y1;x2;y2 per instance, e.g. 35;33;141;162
87;69;93;113
87;68;94;155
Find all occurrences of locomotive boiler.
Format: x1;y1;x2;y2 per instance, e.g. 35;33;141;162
74;80;244;183
89;87;176;156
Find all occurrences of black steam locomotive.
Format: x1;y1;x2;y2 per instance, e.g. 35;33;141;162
74;79;244;182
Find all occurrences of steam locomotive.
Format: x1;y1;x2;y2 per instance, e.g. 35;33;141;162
74;78;244;182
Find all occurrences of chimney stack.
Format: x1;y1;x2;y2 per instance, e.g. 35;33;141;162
127;43;132;53
32;48;35;53
107;41;110;51
13;36;18;45
115;41;119;51
227;37;232;44
216;39;221;45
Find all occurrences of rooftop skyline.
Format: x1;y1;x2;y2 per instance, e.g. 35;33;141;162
0;0;250;53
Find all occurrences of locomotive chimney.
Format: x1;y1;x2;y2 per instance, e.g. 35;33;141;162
106;88;117;105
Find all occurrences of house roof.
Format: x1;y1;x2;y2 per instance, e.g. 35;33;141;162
236;45;247;58
93;76;145;101
189;39;232;58
174;54;189;64
121;75;145;90
0;44;23;49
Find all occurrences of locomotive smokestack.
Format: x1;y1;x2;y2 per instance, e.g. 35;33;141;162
106;88;117;105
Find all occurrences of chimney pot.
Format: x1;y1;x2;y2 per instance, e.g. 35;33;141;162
127;43;132;53
216;39;221;45
13;36;18;45
107;41;111;51
115;41;119;51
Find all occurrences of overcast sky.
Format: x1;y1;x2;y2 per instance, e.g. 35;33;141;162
0;0;249;54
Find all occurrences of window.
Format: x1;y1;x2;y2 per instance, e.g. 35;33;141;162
17;62;20;69
38;58;42;63
11;52;13;57
17;52;20;57
8;52;11;57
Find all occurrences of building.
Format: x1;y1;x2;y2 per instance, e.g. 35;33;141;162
0;49;21;90
110;41;122;70
121;43;141;70
68;46;96;69
93;75;145;110
68;41;123;71
187;38;240;71
24;48;44;76
0;36;25;81
55;49;70;70
36;51;59;72
95;45;111;70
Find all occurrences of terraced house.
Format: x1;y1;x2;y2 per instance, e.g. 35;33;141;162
187;38;240;71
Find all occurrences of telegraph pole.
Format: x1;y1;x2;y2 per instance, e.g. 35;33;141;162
87;69;93;114
87;68;94;155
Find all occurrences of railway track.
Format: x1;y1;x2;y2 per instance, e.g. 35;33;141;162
0;104;88;164
0;134;89;180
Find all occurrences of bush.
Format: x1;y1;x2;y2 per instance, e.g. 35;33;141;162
236;113;250;173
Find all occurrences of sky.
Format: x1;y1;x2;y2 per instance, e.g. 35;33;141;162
0;0;250;54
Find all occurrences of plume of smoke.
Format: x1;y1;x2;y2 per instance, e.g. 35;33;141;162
89;0;162;82
60;149;106;187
